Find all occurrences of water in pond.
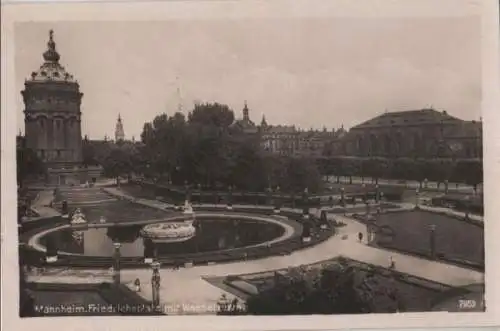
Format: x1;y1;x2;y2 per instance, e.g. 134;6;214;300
39;219;285;257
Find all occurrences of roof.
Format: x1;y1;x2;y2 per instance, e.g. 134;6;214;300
352;109;463;130
262;125;296;134
27;30;76;84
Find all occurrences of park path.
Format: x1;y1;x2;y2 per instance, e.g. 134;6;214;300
29;190;60;218
326;176;482;194
26;186;484;314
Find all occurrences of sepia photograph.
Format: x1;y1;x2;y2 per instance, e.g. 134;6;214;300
2;0;500;330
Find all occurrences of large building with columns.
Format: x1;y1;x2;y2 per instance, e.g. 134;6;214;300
331;108;482;159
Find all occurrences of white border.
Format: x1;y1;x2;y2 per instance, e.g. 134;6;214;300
2;0;499;330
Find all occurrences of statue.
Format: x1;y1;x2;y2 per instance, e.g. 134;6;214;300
71;208;87;224
183;199;194;215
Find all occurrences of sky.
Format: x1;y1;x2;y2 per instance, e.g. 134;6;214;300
15;16;481;140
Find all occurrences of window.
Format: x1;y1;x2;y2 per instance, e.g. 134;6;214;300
57;150;61;157
56;120;61;130
40;118;45;129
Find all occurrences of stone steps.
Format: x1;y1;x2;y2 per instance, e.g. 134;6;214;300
55;187;118;207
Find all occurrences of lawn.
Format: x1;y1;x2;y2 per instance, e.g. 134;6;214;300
79;200;170;224
374;210;484;267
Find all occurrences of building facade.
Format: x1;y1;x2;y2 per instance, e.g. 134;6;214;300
334;109;482;159
22;30;83;168
21;30;101;184
260;124;340;157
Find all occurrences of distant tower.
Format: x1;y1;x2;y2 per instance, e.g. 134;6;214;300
176;76;183;113
243;100;250;121
115;114;125;142
260;114;268;127
22;30;83;168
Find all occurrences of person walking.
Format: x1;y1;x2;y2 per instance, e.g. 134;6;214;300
389;256;395;269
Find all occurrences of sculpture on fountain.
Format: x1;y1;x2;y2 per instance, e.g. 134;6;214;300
183;199;194;215
70;208;87;225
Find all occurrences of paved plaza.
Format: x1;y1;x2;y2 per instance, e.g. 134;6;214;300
26;185;484;314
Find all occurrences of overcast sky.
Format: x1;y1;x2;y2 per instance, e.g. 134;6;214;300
15;16;481;139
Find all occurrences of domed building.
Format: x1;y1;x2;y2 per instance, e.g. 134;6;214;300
22;30;101;185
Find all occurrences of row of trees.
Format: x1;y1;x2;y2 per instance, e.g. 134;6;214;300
316;156;483;191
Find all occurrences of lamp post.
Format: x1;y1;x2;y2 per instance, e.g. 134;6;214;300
302;188;309;220
340;187;345;206
444;179;449;194
465;200;470;220
267;186;272;206
361;183;367;204
197;183;202;204
62;200;69;219
151;261;161;308
113;242;121;284
184;180;190;201
227;185;233;210
274;186;281;214
429;224;436;259
375;184;380;203
415;188;420;208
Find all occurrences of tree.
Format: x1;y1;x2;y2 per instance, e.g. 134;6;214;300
228;138;268;191
82;137;99;166
17;145;46;187
364;158;389;184
283;157;322;193
340;157;361;184
389;158;413;181
188;102;235;128
101;147;133;183
454;159;483;193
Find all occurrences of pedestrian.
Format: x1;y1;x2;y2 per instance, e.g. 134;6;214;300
230;298;239;313
358;232;363;243
389;256;395;269
134;278;141;292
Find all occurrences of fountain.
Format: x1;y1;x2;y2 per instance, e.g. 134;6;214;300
141;199;197;243
140;222;196;243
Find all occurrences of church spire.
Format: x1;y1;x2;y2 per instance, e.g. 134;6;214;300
243;101;249;121
115;113;125;142
43;30;60;63
261;114;268;127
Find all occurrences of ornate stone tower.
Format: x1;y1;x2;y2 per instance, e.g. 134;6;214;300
115;114;125;142
22;30;83;169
